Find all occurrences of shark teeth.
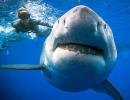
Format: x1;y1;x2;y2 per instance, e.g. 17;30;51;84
56;43;103;56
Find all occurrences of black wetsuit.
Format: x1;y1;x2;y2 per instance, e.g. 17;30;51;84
11;19;42;33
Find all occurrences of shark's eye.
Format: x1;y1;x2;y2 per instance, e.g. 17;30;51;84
63;19;66;25
104;24;107;29
96;21;101;30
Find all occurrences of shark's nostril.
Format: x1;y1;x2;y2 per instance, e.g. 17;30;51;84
97;21;107;30
97;21;105;30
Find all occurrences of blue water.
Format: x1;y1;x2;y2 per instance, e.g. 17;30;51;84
0;0;130;100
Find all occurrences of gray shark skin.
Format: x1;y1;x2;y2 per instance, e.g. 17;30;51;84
0;5;123;100
42;5;117;91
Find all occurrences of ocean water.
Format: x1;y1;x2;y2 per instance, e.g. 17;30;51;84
0;0;130;100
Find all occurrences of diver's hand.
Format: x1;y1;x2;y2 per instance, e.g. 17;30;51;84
39;21;53;28
48;23;53;28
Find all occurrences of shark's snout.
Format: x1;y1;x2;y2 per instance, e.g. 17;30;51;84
73;5;92;18
63;5;97;33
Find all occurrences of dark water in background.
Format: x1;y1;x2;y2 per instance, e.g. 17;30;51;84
0;0;130;100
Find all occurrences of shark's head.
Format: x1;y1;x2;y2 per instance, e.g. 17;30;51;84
41;5;117;92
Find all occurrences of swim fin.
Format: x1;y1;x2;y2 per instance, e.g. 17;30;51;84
92;80;123;100
0;64;43;70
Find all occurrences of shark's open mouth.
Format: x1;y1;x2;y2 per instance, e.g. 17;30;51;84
56;43;104;56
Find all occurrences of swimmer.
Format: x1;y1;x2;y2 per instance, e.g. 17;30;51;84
11;7;53;34
0;7;53;50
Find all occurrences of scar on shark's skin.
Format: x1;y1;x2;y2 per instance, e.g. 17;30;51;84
0;5;123;100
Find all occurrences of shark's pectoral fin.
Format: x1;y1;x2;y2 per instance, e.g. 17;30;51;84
0;64;43;70
92;80;123;100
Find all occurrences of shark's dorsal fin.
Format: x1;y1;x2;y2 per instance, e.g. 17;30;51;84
92;80;123;100
0;64;43;70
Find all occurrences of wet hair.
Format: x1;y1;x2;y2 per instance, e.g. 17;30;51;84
17;7;30;20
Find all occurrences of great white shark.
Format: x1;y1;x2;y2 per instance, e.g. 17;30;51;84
0;5;123;100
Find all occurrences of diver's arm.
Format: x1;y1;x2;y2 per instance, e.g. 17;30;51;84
31;19;53;28
11;20;21;33
35;26;52;36
38;21;53;28
11;19;19;28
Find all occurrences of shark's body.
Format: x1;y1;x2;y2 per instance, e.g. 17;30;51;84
0;5;123;100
